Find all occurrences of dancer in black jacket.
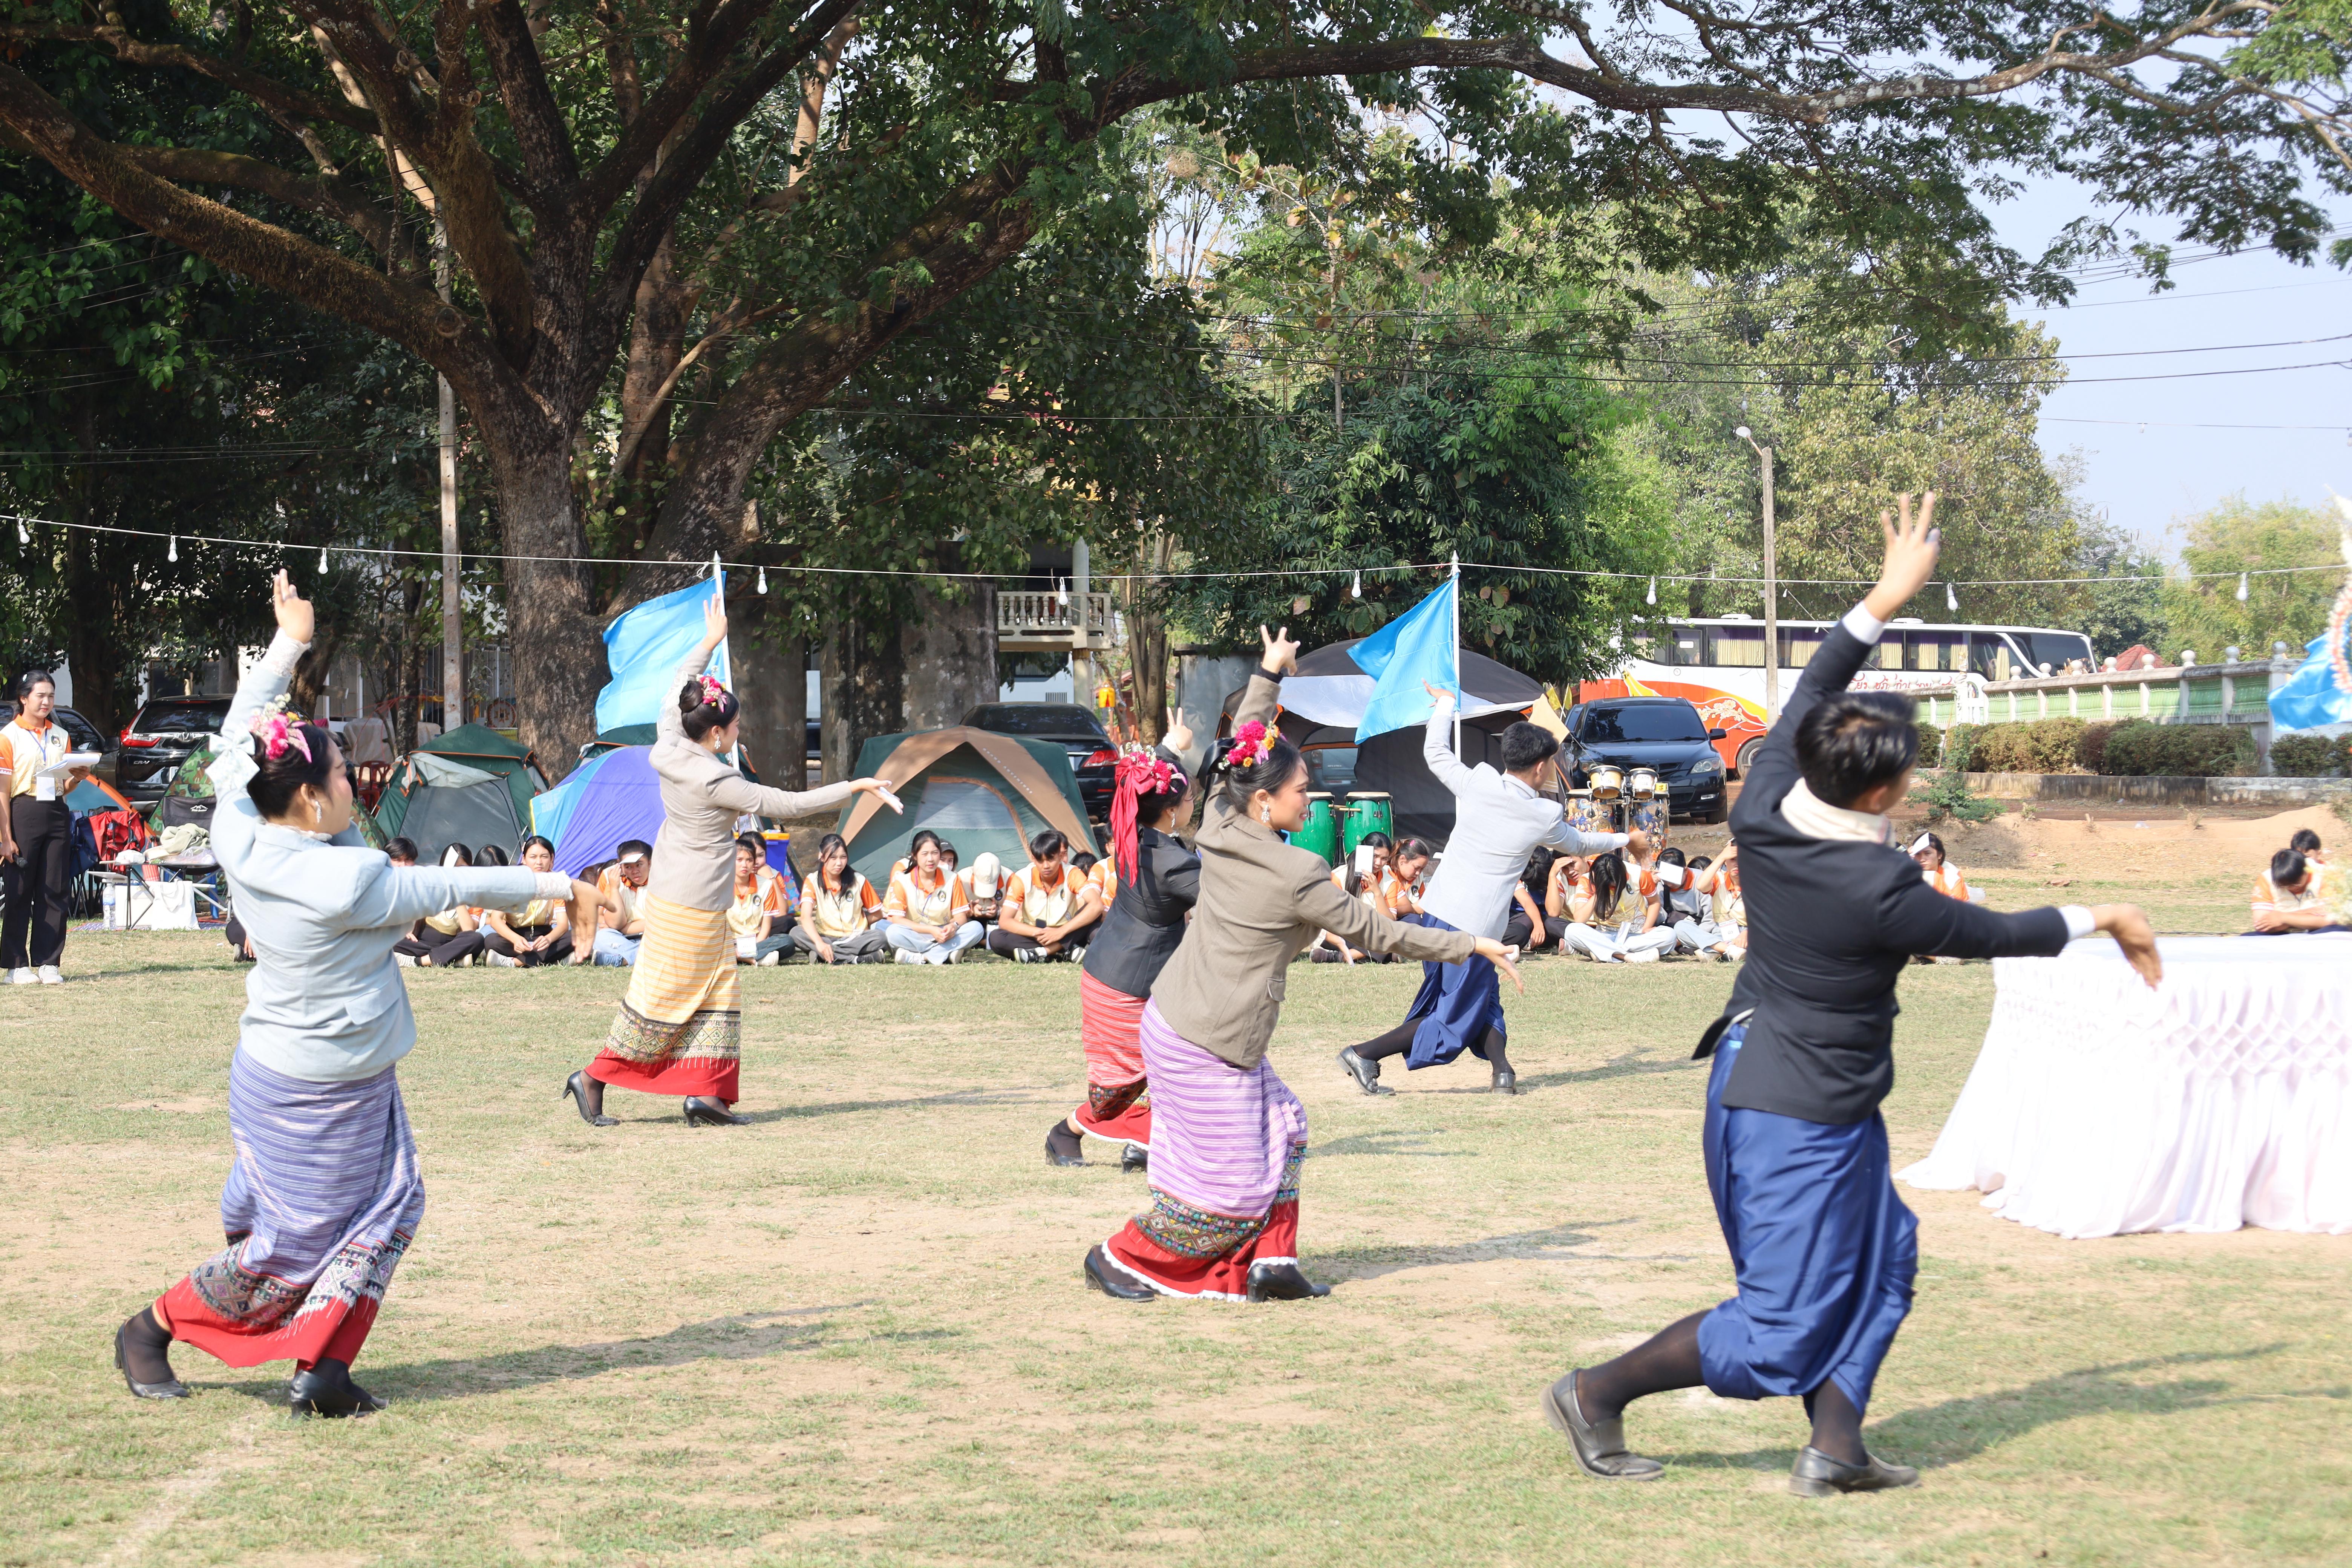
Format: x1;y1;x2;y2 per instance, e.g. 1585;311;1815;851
1541;495;2161;1496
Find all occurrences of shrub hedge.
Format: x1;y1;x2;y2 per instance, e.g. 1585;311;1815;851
2096;720;2258;777
1951;717;2087;773
1915;722;1943;769
2268;732;2349;778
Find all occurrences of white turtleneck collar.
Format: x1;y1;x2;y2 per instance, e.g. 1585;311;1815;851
1779;779;1891;846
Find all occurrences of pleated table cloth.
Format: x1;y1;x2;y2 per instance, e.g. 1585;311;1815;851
1899;934;2352;1237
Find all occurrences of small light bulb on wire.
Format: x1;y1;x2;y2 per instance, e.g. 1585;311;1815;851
2237;571;2249;603
1350;570;1361;599
14;519;26;547
167;534;178;562
318;546;329;573
1945;581;1958;612
1646;577;1657;606
756;566;768;595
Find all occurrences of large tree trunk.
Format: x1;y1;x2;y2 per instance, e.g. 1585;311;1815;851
732;590;807;791
1123;528;1173;746
821;599;904;786
900;574;996;731
482;430;607;775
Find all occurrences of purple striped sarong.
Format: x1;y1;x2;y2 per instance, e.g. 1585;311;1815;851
1098;1001;1308;1298
157;1050;424;1369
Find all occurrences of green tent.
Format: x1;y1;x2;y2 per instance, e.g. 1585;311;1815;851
836;726;1098;885
374;723;547;840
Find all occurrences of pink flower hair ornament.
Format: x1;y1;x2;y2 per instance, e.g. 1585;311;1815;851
697;674;729;707
250;707;312;765
1225;720;1269;770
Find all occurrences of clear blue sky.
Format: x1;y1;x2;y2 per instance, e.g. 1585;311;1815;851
1997;180;2350;557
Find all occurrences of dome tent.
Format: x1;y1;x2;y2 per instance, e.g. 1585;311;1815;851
373;724;547;864
836;727;1098;886
1222;639;1543;848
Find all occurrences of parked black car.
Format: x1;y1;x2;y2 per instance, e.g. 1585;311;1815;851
960;702;1116;821
113;694;234;802
1563;697;1729;824
0;701;114;764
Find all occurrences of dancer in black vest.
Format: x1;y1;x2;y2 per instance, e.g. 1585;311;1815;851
1540;495;2161;1495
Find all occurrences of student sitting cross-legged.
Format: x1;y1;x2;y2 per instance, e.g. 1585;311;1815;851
1557;849;1676;963
882;830;986;965
793;832;891;964
987;829;1102;962
392;844;490;968
591;842;652;965
726;832;798;965
481;835;578;967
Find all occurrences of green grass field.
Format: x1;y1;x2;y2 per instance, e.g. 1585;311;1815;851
2;866;2346;1566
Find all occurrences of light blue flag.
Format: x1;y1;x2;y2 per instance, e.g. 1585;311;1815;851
2267;630;2352;733
1352;576;1459;742
593;574;730;736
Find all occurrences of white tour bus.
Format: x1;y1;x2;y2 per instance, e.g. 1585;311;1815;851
1577;615;2097;774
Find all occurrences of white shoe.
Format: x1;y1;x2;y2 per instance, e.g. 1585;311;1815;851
1068;945;1087;965
1625;948;1661;963
395;953;417;968
895;949;926;965
1014;947;1039;963
485;952;521;968
37;965;61;985
757;950;782;966
6;968;29;985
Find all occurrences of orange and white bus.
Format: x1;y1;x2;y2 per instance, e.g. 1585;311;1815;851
1577;616;2096;775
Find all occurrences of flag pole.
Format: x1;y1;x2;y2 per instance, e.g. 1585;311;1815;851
711;551;740;771
1450;551;1462;759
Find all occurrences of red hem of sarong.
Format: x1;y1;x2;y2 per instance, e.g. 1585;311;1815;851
155;1279;381;1370
1101;1200;1300;1300
585;1050;739;1101
1075;1101;1153;1142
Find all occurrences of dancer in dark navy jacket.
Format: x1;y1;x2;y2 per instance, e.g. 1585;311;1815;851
1540;495;2162;1496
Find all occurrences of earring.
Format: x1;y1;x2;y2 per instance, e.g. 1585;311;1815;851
1259;804;1272;826
312;797;323;829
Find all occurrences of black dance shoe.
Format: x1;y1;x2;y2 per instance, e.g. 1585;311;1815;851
114;1311;188;1401
1491;1068;1518;1096
562;1070;616;1127
287;1364;385;1420
1120;1142;1149;1174
682;1096;746;1127
1336;1047;1393;1096
1788;1446;1919;1497
1045;1123;1087;1167
1244;1262;1331;1302
1540;1372;1664;1481
1083;1246;1157;1301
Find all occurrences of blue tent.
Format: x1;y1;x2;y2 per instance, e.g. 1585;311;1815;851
547;746;665;877
530;748;614;849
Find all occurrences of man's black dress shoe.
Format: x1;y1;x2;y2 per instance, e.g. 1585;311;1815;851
562;1070;616;1127
1243;1261;1331;1302
1083;1246;1157;1300
115;1313;189;1401
1336;1047;1392;1096
682;1096;745;1126
1491;1068;1518;1095
1788;1446;1919;1496
1120;1142;1149;1174
1046;1123;1087;1166
1540;1372;1665;1480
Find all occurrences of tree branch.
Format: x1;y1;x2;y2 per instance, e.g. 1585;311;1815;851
476;0;580;189
117;144;397;258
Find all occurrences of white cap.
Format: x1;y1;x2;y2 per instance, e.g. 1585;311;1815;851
969;851;1001;898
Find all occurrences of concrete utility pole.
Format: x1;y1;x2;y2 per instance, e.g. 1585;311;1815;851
436;226;463;729
1070;536;1092;707
1737;426;1779;721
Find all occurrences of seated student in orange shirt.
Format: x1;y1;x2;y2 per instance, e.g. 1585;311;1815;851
2290;828;2330;900
2248;845;2345;934
726;833;796;965
590;842;652;965
1908;831;1970;900
882;830;985;965
793;832;891;964
1384;837;1433;919
987;829;1101;962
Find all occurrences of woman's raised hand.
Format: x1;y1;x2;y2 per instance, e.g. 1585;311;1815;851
1164;707;1195;753
272;569;314;644
1259;623;1300;677
701;587;729;650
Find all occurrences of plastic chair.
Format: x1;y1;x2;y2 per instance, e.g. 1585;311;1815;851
354;760;394;811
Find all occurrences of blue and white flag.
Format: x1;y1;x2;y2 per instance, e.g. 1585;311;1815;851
1351;576;1459;742
594;573;730;735
2267;629;2352;734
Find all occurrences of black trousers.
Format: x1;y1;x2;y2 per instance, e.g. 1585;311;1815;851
394;923;487;966
486;923;575;966
3;798;72;969
1503;911;1569;951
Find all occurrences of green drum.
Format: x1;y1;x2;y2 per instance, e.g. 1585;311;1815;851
1341;792;1395;860
1294;792;1340;865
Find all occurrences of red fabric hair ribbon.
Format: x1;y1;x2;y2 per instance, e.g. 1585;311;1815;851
1109;747;1179;882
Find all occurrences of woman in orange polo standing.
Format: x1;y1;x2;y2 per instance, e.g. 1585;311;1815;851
0;670;88;983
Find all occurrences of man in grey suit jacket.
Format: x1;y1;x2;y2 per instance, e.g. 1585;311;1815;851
1336;686;1645;1095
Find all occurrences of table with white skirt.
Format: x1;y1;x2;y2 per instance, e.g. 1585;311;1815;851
1899;934;2352;1238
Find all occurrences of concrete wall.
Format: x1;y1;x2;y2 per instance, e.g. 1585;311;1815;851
1962;772;2352;807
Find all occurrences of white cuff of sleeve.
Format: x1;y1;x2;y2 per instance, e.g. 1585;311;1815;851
1839;603;1887;644
259;629;311;679
535;872;577;902
2060;905;2096;939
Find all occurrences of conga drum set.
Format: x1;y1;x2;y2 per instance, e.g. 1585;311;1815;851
1572;763;1668;849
